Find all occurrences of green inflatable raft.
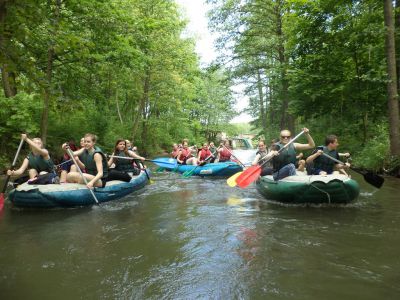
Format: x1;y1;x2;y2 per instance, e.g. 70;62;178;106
256;173;360;204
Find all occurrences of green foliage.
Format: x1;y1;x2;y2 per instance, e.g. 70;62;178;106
0;92;41;145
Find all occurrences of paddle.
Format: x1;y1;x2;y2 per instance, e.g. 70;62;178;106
108;155;178;169
223;145;247;187
0;138;25;211
320;152;384;188
235;130;305;188
66;147;99;205
227;171;243;187
222;145;246;168
182;151;216;178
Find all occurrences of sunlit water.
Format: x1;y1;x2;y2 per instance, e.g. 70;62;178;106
0;164;399;299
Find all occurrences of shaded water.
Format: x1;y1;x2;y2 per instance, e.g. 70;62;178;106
0;168;399;299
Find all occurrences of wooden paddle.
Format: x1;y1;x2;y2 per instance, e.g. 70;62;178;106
0;138;25;211
235;131;305;188
66;147;99;205
320;152;384;188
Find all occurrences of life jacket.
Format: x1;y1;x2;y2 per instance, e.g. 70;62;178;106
178;148;192;163
256;149;271;167
313;146;338;174
27;153;55;173
114;151;137;172
80;146;108;178
219;148;231;162
272;142;297;172
199;149;212;161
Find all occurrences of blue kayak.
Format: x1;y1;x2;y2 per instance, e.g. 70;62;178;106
152;157;243;177
8;170;150;208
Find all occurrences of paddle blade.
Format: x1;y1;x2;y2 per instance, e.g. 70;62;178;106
0;193;4;211
364;172;384;188
235;165;262;188
151;159;177;169
227;172;242;187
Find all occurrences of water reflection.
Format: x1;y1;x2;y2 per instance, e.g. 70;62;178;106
0;168;399;299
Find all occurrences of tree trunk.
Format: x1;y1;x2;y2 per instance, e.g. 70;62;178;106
384;0;400;157
40;0;61;145
275;1;293;132
40;47;54;145
0;1;17;97
256;69;267;133
132;69;150;140
115;90;123;124
395;0;400;90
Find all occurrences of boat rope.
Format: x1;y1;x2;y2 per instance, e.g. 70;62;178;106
308;176;331;204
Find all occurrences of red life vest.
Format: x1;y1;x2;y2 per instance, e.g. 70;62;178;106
219;148;231;161
199;149;212;161
178;148;192;162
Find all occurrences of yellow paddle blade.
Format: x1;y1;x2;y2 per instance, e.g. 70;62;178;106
227;171;243;187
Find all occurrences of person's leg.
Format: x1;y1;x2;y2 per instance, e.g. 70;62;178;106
297;159;306;171
273;163;296;181
60;170;68;183
28;169;38;179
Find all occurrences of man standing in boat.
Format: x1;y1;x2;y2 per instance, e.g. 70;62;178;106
267;128;315;180
306;134;350;176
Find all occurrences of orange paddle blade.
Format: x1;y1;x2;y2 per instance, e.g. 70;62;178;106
235;165;261;188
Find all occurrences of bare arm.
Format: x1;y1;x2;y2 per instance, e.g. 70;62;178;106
306;150;322;164
7;158;29;176
23;134;49;159
128;150;145;161
107;152;115;167
294;128;315;151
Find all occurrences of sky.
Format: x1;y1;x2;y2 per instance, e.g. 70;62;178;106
176;0;253;124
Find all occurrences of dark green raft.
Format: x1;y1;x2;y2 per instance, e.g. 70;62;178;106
256;174;360;204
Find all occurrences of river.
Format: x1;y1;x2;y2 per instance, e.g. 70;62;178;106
0;161;399;299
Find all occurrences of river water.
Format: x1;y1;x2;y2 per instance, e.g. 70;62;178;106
0;161;399;299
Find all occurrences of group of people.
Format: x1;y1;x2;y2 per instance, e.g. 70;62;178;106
7;133;146;189
171;139;235;166
7;129;351;189
252;128;351;181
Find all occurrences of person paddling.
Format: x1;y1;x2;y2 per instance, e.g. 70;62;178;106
197;143;214;165
306;134;350;176
177;139;198;165
268;128;315;180
217;140;232;162
252;140;273;176
107;139;145;181
63;133;108;188
7;133;56;183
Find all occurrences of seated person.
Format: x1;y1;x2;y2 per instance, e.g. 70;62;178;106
63;133;108;188
107;139;146;181
217;140;232;162
270;128;315;181
252;140;273;176
197;143;214;165
306;134;350;176
7;133;57;184
171;143;180;159
177;139;197;165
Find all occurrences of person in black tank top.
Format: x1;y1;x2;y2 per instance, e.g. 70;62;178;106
6;133;55;183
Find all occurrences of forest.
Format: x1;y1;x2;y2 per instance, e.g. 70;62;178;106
1;0;400;175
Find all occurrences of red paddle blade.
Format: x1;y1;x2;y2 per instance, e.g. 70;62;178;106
235;165;261;188
0;193;5;211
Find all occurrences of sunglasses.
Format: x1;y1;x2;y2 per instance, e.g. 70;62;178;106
281;136;291;139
